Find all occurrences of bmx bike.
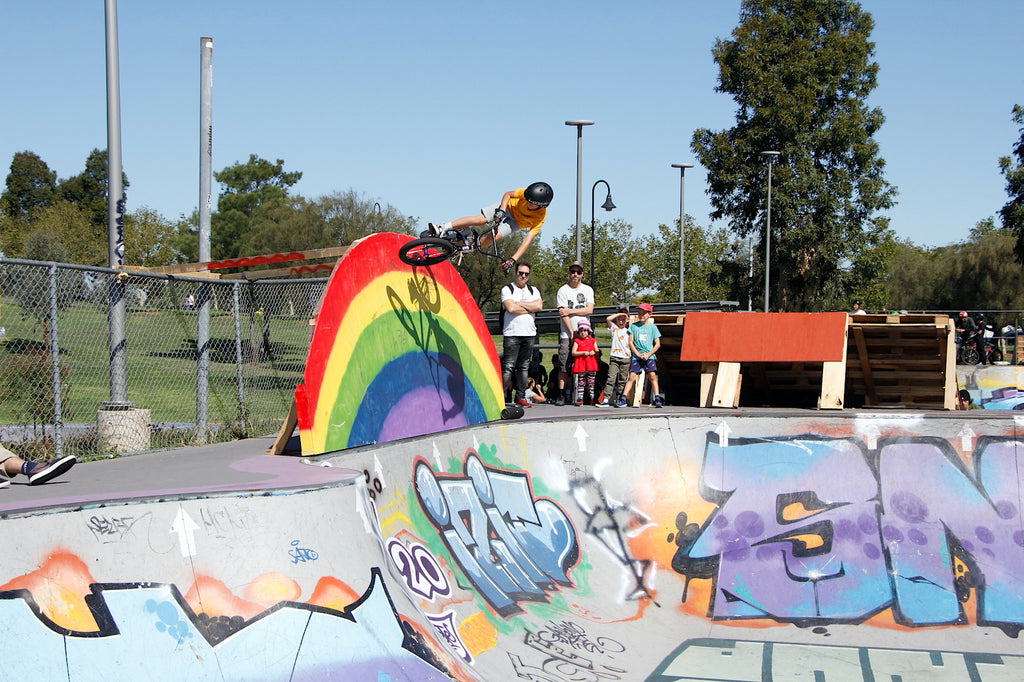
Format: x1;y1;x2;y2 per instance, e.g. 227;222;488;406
398;220;506;268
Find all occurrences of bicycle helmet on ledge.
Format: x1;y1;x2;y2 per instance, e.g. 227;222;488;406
524;182;553;207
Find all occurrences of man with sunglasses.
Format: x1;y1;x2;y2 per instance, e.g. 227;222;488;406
426;182;553;273
501;263;543;408
555;261;595;406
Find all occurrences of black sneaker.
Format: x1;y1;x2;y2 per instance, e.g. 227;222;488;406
427;223;441;237
554;397;565;407
25;455;76;485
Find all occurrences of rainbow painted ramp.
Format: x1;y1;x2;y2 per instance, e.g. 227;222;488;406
295;232;504;454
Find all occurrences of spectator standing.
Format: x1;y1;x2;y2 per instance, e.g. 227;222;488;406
555;261;595;405
500;262;542;407
570;321;599;405
623;303;664;407
596;306;631;407
850;300;866;315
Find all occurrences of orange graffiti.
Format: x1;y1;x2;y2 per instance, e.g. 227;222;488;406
245;572;302;606
185;575;266;621
307;576;361;612
457;611;497;657
0;551;98;632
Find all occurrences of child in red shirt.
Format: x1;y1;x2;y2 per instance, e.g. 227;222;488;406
571;321;599;405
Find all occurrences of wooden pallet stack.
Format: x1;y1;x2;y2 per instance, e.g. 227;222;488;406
845;314;956;409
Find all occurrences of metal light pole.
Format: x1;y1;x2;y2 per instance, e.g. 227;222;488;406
104;0;130;410
565;120;593;264
590;180;615;290
672;163;694;302
760;151;780;312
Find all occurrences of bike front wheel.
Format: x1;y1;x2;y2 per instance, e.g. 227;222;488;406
398;238;456;266
960;346;980;365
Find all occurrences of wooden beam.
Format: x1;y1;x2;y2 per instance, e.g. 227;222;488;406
120;245;353;276
852;326;878;406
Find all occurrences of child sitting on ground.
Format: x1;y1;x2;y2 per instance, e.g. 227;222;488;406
525;377;547;404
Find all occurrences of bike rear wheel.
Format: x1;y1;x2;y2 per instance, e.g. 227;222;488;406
989;347;1004;363
960;345;980;365
398;238;456;266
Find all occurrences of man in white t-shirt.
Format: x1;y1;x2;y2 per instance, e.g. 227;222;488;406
554;261;595;406
501;262;543;407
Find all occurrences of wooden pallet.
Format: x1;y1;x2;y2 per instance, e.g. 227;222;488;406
846;314;956;409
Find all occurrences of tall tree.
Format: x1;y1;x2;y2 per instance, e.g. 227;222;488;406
25;200;105;266
2;151;57;220
58;148;129;230
692;0;896;311
1000;105;1024;263
212;155;301;259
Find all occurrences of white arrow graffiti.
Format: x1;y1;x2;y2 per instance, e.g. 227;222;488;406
959;424;976;452
715;420;732;448
170;506;199;558
574;424;589;452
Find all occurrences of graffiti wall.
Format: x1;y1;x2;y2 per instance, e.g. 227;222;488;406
958;364;1024;409
294;232;504;454
0;482;474;681
327;412;1024;680
4;412;1024;680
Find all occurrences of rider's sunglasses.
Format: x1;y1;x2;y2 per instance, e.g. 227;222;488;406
517;270;531;277
569;269;583;275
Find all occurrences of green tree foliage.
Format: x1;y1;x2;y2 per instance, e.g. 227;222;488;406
880;219;1024;314
58;148;129;231
242;190;417;255
212;155;301;259
2;151;57;220
123;207;180;267
168;211;199;264
13;230;84;333
1000;105;1024;263
634;219;737;303
23;200;104;266
537;220;643;306
692;0;896;311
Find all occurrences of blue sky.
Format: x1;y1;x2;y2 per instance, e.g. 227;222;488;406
3;1;1022;251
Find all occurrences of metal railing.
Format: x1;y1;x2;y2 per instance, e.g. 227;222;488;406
0;258;326;460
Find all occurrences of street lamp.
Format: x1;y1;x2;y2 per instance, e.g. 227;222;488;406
566;120;594;264
590;180;615;289
760;150;780;312
671;163;694;302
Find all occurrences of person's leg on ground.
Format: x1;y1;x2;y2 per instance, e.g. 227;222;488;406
501;336;520;402
556;337;572;406
513;336;533;405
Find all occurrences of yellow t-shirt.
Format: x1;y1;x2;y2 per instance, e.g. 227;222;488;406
507;188;547;235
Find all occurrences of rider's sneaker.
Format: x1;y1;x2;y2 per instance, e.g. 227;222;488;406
595;399;609;407
426;223;441;237
653;394;664;408
24;455;76;485
615;395;628;407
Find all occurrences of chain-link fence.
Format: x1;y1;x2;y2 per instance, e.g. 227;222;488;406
1;258;326;461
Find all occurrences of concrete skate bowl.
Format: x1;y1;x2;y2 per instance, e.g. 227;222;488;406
4;411;1024;680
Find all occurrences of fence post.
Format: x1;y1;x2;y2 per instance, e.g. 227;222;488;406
48;264;64;458
195;283;210;443
232;282;247;437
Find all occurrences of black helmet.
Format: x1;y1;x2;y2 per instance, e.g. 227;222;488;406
524;182;553;207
